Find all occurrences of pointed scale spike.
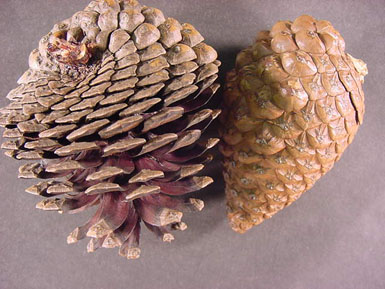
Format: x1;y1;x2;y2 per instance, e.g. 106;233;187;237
87;236;107;253
149;176;213;196
86;166;125;182
102;205;138;248
67;203;104;244
136;201;183;227
55;142;100;156
125;185;161;202
151;108;213;135
36;193;99;214
26;180;74;196
168;130;201;153
86;193;130;239
137;133;178;156
160;164;205;182
18;163;43;179
141;194;204;212
160;138;220;163
45;160;84;173
119;222;141;260
99;115;143;139
103;138;146;157
128;169;164;183
141;107;184;133
144;222;174;243
181;83;219;112
85;182;124;195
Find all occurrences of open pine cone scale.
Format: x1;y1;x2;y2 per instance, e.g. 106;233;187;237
0;0;220;259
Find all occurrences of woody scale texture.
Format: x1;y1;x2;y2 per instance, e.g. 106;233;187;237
220;15;367;233
0;0;220;259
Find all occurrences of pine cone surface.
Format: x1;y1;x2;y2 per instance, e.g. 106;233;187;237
0;0;220;259
220;15;367;233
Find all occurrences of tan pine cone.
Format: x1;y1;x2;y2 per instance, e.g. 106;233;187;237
220;15;367;233
0;0;221;259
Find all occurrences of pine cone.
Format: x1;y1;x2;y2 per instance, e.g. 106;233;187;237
220;15;367;233
0;0;220;259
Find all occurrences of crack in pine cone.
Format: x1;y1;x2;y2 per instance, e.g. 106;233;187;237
0;0;221;259
220;15;367;234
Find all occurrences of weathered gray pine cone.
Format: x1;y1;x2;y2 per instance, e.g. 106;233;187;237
0;0;220;259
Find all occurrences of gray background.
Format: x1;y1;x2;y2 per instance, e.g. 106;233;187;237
0;0;384;288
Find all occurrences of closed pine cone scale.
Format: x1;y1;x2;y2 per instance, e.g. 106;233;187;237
220;15;367;233
0;0;220;259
